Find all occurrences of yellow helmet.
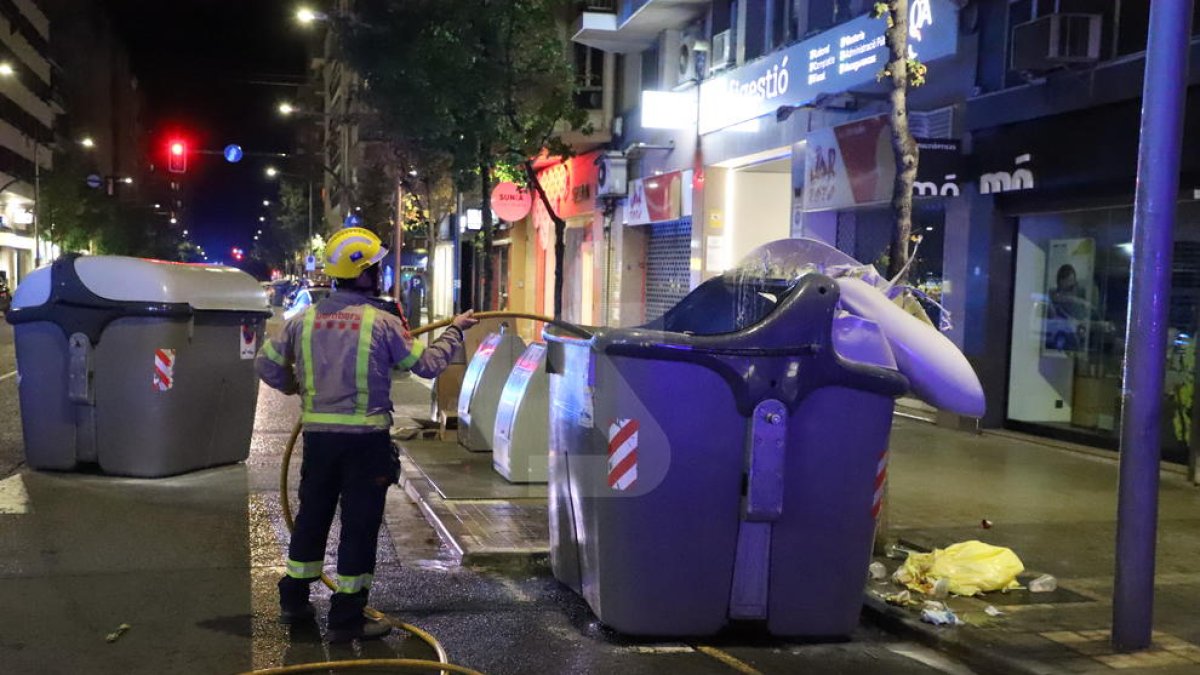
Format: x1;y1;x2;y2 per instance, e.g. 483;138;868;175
324;227;389;279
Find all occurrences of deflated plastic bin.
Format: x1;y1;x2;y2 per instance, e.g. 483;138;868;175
546;271;915;636
457;327;525;452
492;342;550;483
5;254;270;477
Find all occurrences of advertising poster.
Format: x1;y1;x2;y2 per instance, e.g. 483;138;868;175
1043;238;1096;355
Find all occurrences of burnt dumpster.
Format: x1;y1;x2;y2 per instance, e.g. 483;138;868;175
545;238;983;637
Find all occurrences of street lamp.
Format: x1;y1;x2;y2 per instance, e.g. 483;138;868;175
122;177;134;185
0;62;14;77
170;217;178;224
296;7;327;24
80;137;95;149
259;216;266;222
278;102;296;116
265;167;279;178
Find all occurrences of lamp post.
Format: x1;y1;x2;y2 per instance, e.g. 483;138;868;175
265;166;316;254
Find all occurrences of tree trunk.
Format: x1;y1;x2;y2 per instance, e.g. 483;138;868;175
479;159;495;311
524;161;567;320
885;0;920;283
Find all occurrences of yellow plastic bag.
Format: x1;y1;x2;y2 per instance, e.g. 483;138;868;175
895;541;1025;597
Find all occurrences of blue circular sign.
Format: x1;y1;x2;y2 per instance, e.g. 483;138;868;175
343;213;362;229
85;174;102;189
223;144;244;163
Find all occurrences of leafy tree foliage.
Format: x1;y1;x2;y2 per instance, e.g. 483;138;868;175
342;0;587;312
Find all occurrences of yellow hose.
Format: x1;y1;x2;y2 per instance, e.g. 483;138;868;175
252;312;585;675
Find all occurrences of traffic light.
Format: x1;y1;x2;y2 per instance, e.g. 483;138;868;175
168;140;187;173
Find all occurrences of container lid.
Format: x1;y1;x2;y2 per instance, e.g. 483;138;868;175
12;256;268;312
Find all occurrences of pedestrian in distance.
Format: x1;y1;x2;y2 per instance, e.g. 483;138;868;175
256;226;478;642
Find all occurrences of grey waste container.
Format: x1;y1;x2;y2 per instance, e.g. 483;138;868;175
458;327;525;452
6;254;270;478
545;272;908;637
493;342;549;483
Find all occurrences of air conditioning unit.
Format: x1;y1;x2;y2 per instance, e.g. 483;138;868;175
1010;14;1102;72
709;30;733;74
677;34;709;85
595;152;628;198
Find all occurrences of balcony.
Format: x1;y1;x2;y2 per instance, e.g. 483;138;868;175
573;0;707;53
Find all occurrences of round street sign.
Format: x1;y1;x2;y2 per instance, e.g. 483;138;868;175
223;144;244;163
85;174;103;189
490;182;533;222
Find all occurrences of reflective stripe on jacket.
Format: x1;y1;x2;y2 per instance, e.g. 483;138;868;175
256;290;463;433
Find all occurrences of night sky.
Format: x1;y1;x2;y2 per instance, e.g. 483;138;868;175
102;0;312;264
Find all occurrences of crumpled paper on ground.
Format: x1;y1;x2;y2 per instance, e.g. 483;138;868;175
893;540;1024;597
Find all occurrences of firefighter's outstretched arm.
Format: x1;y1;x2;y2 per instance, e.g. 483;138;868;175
387;310;479;379
256;318;301;395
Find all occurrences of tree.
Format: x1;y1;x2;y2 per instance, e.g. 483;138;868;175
343;0;587;313
875;0;927;283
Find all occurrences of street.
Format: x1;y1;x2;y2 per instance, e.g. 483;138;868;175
0;317;975;674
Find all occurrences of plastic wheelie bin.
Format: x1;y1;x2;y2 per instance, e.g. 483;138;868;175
6;254;270;477
546;266;914;637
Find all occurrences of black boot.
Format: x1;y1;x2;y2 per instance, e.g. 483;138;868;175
278;576;316;624
326;590;392;642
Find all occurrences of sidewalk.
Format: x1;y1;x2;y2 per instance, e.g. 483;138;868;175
389;376;1200;674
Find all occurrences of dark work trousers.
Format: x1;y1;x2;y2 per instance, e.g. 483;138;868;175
278;430;397;629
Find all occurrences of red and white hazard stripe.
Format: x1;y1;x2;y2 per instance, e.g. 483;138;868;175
872;450;888;519
607;418;639;491
154;348;176;392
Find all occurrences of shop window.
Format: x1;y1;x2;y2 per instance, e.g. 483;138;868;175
1007;203;1200;464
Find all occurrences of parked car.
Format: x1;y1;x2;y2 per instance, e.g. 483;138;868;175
283;285;332;320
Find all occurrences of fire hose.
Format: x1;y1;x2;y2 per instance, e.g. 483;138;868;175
241;312;590;675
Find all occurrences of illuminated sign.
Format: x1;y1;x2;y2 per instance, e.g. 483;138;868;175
699;0;958;134
641;90;699;130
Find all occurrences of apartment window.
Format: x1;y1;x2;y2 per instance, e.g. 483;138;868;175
640;43;659;91
574;44;603;110
769;0;796;49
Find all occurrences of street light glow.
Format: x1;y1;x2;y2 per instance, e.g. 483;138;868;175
263;200;271;207
122;177;134;185
170;217;178;224
182;230;189;236
0;63;14;77
80;137;95;149
259;216;266;222
265;167;279;178
278;102;295;116
296;7;321;24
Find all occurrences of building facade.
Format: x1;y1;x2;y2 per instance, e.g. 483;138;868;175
0;0;53;287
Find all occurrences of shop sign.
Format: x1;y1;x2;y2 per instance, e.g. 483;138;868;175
490;182;533;222
802;115;961;212
698;0;959;134
625;170;694;226
532;151;601;237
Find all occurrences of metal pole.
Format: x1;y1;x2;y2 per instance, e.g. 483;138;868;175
307;180;314;244
1113;0;1194;652
32;141;39;267
394;182;404;303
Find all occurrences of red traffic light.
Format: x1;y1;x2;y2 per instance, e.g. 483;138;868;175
167;139;187;173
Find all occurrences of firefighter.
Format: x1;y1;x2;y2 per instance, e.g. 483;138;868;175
256;227;478;642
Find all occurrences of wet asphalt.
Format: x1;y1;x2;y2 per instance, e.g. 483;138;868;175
0;317;975;674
